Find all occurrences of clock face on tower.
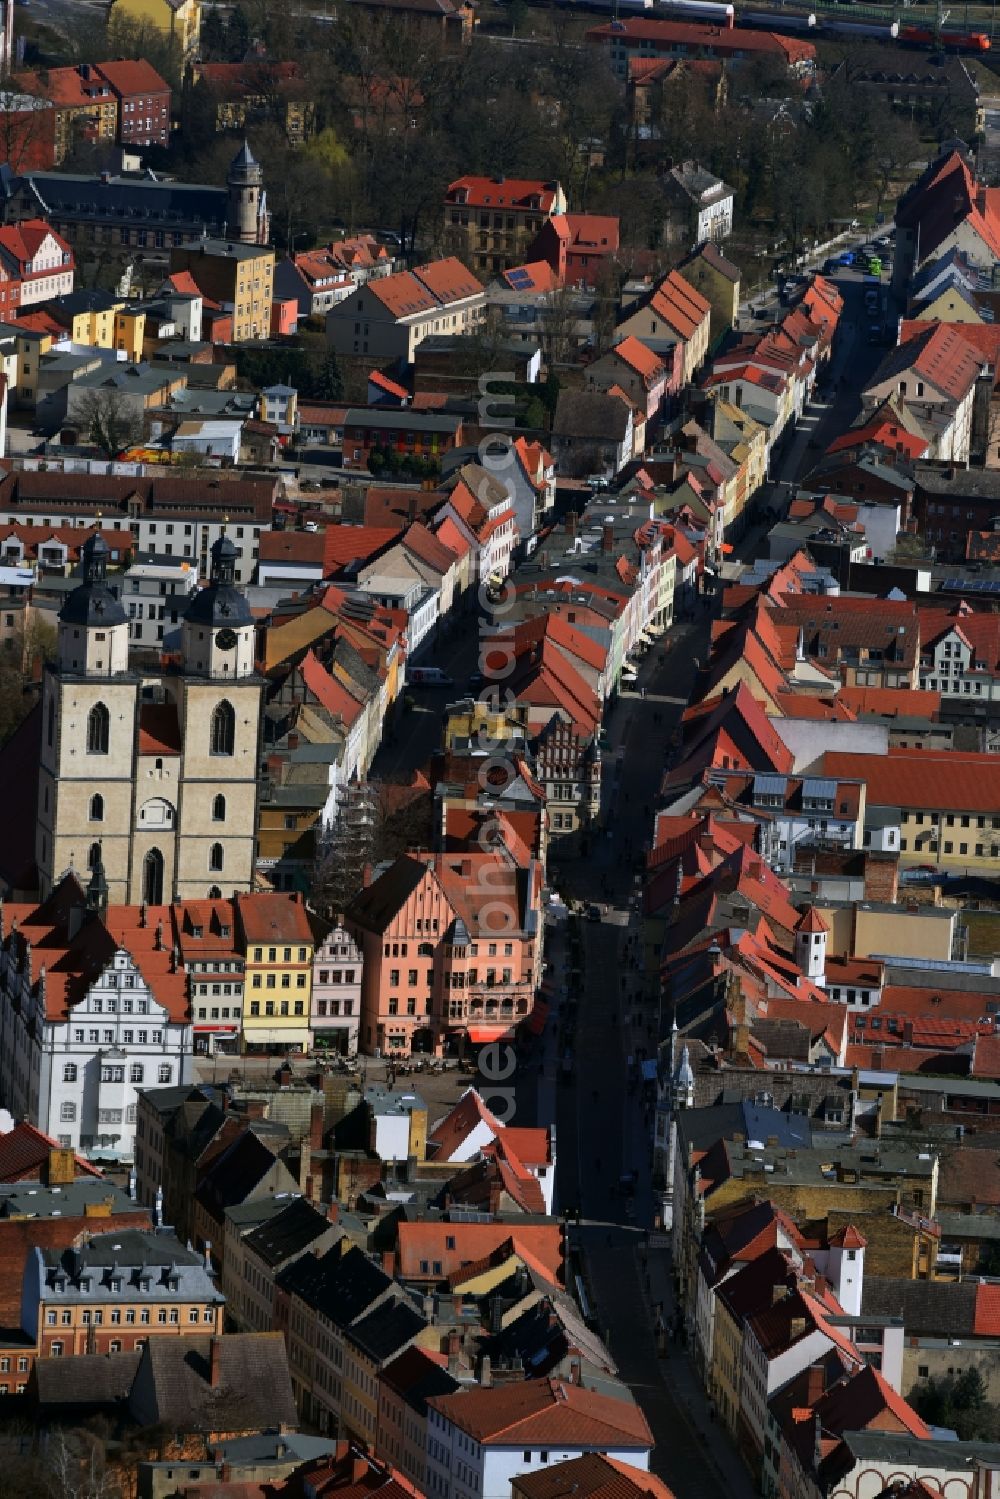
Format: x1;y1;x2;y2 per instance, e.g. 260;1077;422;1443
216;628;238;651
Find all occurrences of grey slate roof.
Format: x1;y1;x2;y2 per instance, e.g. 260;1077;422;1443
242;1195;335;1268
32;1349;141;1410
344;1296;427;1362
861;1275;975;1337
128;1332;297;1433
277;1244;392;1328
553;390;630;441
5;169;229;235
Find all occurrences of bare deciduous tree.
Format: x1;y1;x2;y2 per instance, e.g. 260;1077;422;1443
75;388;145;460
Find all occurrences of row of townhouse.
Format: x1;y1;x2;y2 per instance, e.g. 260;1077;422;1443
667;1159;1000;1499
277;1237;654;1497
0;869;367;1166
275;236;396;319
702;275;843;467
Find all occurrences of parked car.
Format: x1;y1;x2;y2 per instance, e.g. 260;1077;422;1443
409;666;454;687
586;903;602;923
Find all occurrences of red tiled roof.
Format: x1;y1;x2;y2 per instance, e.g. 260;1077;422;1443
323;524;402;573
396;1221;563;1284
829;1224;867;1250
370;369;411;401
500;261;559;293
509;1454;674;1499
138;703;182;757
609;334;667;384
875;321;986;404
258;530;326;565
299;648;365;727
0;218;70;273
587;16;816;62
426;1087;503;1160
795;907;828;935
93;59;171;97
0;1121;102;1183
446;176;561;212
235;890;313;946
974;1282;1000;1335
413;258;483;305
837;686;941;720
428;1376;653;1447
822;747;1000;813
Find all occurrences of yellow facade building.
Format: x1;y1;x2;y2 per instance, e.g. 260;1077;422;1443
237;891;315;1052
109;0;201;56
169;238;274;343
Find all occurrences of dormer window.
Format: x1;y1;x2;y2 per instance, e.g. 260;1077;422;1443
140;1278;150;1293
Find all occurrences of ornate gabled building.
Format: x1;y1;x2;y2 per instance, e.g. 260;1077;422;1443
0;868;194;1159
36;531;262;906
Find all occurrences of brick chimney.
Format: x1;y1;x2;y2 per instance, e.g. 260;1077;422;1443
209;1336;223;1389
327;1200;340;1225
287;732;299;750
310;1100;325;1149
601;523;614;554
565;511;577;536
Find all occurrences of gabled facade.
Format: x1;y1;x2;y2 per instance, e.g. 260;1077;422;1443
0;875;194;1162
346;851;543;1057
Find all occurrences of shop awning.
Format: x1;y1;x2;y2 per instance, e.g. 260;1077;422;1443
467;1025;515;1044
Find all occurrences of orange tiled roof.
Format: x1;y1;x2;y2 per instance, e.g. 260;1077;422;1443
446;176;561;211
428;1375;653;1447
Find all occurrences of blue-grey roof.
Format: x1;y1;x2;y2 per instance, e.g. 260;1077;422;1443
739;1100;812;1149
8;170;229;233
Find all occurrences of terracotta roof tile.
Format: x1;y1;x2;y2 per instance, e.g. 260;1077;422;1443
428;1375;653;1447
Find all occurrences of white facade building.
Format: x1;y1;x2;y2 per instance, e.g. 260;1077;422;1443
312;923;362;1055
425;1381;653;1499
0;875;193;1163
123;556;198;651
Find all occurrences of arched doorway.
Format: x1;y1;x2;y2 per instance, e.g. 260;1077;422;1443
142;847;164;905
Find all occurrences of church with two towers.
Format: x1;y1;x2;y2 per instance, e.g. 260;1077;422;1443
35;532;262;906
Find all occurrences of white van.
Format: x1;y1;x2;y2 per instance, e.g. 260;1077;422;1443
409;666;455;687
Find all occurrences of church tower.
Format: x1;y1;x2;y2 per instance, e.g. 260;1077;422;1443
170;534;261;900
37;533;262;906
226;141;263;245
36;533;138;902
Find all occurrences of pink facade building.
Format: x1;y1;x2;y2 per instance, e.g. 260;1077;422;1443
312;921;362;1056
346;851;544;1058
